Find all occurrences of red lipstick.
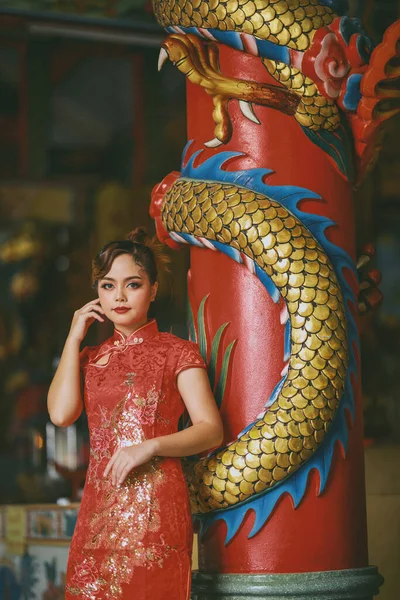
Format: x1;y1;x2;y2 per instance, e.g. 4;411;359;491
113;307;130;314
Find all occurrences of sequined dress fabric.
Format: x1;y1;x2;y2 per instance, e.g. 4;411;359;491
65;320;206;600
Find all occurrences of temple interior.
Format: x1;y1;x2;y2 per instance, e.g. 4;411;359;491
0;1;399;599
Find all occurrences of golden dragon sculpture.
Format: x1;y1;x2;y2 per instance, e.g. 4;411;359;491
150;0;400;525
155;0;400;179
162;177;347;513
155;0;342;137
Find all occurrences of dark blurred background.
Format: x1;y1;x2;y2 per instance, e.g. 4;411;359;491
0;0;192;508
0;0;398;597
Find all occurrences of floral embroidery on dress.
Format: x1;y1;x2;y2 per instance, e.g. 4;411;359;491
68;374;176;598
66;556;106;598
87;405;114;493
66;462;177;599
132;385;170;427
66;321;207;599
124;372;136;386
87;376;169;490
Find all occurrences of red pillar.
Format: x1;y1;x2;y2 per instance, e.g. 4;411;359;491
150;9;399;599
186;46;368;575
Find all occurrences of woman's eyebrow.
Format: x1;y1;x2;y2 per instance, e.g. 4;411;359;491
100;276;143;282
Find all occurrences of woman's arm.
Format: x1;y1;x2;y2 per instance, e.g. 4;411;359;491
154;367;223;456
47;298;104;427
104;367;223;486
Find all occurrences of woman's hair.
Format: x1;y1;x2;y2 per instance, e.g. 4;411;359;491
91;226;169;288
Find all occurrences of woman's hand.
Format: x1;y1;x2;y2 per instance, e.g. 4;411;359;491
103;439;158;486
68;298;105;343
47;299;104;428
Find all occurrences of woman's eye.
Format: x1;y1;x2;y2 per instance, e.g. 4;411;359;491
128;282;141;289
100;283;113;289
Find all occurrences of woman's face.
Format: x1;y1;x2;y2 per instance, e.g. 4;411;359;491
98;254;158;335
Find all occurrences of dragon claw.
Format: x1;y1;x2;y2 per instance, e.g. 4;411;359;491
239;100;261;124
160;34;299;147
158;47;169;71
204;137;224;148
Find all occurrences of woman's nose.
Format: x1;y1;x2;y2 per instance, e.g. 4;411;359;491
115;288;127;301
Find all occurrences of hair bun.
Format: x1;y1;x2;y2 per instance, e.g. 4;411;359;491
127;226;148;245
126;225;171;282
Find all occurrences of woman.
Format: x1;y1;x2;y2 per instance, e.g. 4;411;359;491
48;227;223;600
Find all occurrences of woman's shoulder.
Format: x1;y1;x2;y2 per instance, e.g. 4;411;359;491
157;332;198;352
157;333;206;373
79;344;98;367
81;336;111;355
80;336;112;364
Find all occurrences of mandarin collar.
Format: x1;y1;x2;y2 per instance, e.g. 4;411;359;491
111;319;158;347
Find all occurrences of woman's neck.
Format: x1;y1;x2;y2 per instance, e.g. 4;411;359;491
114;318;149;338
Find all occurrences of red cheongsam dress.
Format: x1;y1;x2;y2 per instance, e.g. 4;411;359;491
65;319;207;600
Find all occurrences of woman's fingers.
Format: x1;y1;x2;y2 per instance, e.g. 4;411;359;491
80;299;105;314
117;458;136;486
118;464;131;486
85;309;104;320
81;303;105;315
85;298;101;307
94;305;105;313
89;301;105;313
110;451;136;486
86;311;104;323
104;448;140;486
103;448;120;478
114;454;132;485
113;461;123;486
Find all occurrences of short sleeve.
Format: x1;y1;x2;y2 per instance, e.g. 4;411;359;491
174;341;207;381
79;346;90;370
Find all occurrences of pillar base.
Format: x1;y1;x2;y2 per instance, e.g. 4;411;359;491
191;567;384;600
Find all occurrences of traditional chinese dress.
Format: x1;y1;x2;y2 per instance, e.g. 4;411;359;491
65;319;206;600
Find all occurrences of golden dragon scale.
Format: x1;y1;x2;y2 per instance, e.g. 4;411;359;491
153;0;400;182
153;0;345;135
153;0;336;52
150;0;399;538
157;148;357;533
